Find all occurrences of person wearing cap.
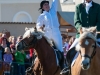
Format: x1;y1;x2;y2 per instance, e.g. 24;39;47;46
36;0;65;70
65;0;100;74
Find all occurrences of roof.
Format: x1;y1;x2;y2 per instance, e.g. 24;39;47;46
58;11;75;26
0;22;36;24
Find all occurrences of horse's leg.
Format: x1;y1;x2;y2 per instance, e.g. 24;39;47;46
33;57;42;75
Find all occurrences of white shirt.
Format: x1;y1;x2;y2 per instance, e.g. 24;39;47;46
85;1;92;14
36;0;60;31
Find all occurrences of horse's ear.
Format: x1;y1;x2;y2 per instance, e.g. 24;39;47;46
82;27;87;32
80;27;83;34
25;27;29;31
89;26;97;33
92;26;97;33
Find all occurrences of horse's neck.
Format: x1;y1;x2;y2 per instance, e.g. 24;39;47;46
35;37;56;61
34;37;57;73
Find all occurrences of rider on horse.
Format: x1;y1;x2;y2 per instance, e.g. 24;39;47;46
36;0;65;70
65;0;100;74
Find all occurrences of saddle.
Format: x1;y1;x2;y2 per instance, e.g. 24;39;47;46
52;45;62;65
62;47;77;75
66;47;77;65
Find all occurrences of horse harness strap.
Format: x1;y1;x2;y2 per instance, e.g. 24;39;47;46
22;36;38;48
80;42;96;59
91;42;96;59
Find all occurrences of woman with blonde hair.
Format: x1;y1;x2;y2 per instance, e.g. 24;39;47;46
3;47;13;75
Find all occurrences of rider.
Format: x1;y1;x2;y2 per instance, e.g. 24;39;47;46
65;0;100;74
36;0;65;70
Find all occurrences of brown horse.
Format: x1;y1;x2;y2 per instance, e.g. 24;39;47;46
16;28;62;75
71;26;100;75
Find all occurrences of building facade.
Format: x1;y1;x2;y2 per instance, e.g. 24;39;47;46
0;0;99;36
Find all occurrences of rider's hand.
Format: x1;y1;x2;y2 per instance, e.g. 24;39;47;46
79;27;83;34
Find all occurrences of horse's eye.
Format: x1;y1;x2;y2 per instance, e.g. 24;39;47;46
92;45;95;47
79;44;82;47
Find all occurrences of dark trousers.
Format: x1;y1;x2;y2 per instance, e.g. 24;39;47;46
18;64;25;75
10;62;18;75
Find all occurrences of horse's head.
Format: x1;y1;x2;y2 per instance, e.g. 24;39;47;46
16;27;43;50
76;26;97;70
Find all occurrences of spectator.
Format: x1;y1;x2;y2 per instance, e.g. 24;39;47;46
68;36;75;50
0;45;4;61
3;47;13;64
15;50;26;75
10;44;18;75
16;35;22;44
11;36;17;45
8;36;13;44
2;33;7;39
1;37;8;48
10;36;17;52
29;48;34;61
3;47;13;75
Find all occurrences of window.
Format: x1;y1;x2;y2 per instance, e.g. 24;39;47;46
61;0;75;4
13;11;32;22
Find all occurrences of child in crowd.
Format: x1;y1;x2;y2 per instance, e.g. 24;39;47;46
4;47;12;64
3;47;13;75
15;50;26;75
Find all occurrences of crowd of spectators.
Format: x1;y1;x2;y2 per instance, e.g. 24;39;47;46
0;33;34;75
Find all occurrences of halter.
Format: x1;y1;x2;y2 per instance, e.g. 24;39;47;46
21;35;38;75
21;35;38;49
79;37;96;62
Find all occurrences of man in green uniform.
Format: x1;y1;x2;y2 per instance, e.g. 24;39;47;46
61;0;100;74
70;0;100;49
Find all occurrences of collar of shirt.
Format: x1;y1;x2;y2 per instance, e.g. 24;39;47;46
85;1;92;7
43;11;49;14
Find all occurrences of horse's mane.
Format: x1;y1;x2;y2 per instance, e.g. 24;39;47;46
25;27;53;46
79;32;96;41
76;27;97;51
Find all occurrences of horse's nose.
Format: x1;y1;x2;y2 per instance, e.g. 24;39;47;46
81;61;89;67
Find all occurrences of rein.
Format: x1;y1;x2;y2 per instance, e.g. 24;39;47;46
22;36;38;75
22;36;38;49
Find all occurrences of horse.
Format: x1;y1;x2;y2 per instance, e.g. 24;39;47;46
70;26;100;75
16;27;62;75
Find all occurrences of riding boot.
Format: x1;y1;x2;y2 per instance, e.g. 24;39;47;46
60;52;70;75
59;52;65;70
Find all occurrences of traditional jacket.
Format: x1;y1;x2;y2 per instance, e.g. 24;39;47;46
74;1;100;38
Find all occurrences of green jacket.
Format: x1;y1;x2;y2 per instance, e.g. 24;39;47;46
74;2;100;38
15;51;26;65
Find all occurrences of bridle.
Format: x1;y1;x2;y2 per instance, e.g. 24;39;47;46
79;37;97;62
21;35;38;75
21;35;38;49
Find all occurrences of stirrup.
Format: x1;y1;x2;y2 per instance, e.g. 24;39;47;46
25;67;32;73
60;66;70;75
